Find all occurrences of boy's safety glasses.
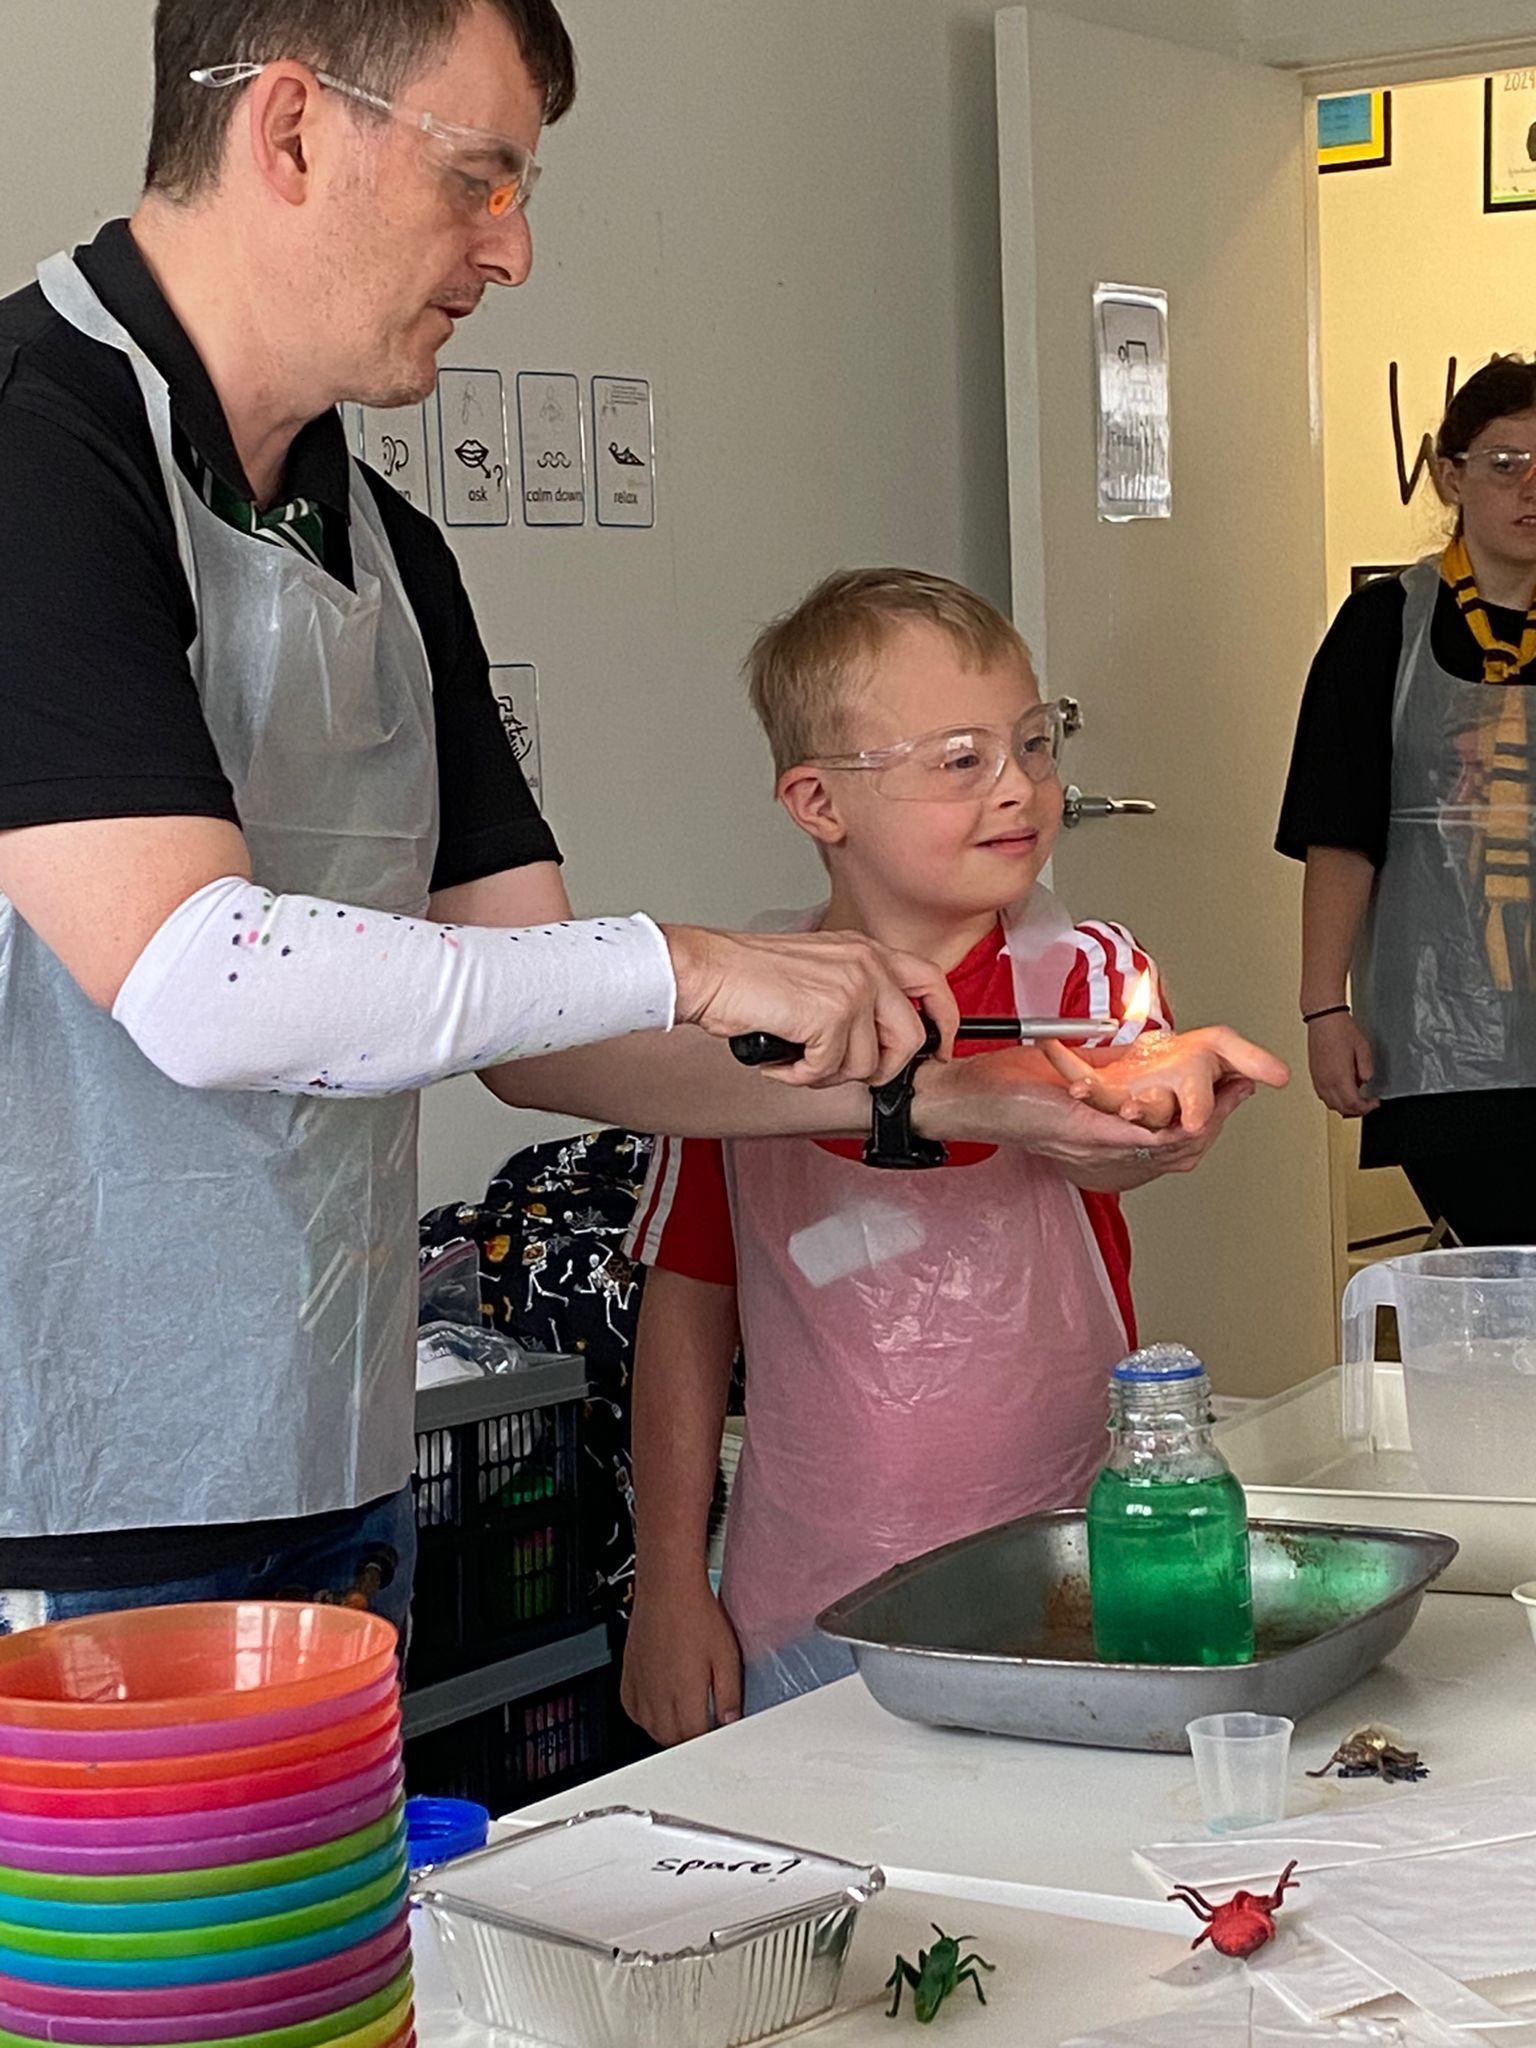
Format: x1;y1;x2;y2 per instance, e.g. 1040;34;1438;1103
809;703;1068;802
191;63;541;221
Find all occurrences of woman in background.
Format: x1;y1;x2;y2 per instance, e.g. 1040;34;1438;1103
1278;356;1536;1245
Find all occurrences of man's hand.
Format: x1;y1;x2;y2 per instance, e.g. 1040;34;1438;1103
1306;1011;1379;1118
1041;1027;1289;1135
662;926;958;1088
622;1582;743;1747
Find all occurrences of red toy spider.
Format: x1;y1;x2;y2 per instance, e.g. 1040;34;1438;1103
1167;1860;1299;1959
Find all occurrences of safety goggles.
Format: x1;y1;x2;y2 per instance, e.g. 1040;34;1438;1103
1451;446;1536;485
809;703;1067;801
191;64;541;220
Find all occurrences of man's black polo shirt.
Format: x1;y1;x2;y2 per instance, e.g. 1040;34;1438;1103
0;220;558;1592
0;218;557;888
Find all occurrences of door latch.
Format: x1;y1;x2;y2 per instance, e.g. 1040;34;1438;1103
1062;788;1158;828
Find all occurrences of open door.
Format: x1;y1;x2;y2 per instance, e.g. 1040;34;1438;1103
998;10;1333;1395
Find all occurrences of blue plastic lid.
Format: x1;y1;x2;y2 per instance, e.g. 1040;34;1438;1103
405;1795;491;1872
1111;1343;1206;1384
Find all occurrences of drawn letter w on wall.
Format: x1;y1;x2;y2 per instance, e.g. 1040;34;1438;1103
1389;359;1459;506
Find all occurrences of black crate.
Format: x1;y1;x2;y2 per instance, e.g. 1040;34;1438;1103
409;1365;586;1687
404;1632;611;1814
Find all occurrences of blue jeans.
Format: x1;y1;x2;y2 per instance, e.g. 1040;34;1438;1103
0;1486;417;1642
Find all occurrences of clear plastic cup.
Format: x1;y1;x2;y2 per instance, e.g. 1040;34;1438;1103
1185;1712;1293;1833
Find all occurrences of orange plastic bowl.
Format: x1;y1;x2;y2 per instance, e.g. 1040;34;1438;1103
0;1608;397;1732
0;1724;401;1821
0;1695;400;1791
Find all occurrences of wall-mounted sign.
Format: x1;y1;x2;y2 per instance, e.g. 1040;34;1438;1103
436;368;512;526
360;403;433;518
1092;284;1170;523
516;372;587;527
489;663;543;806
1318;90;1392;175
1484;70;1536;213
592;377;656;528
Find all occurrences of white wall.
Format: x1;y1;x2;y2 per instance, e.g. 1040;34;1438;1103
0;0;1029;1210
1241;1;1536;72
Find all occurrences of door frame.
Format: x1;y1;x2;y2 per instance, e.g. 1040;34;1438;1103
1299;33;1536;1292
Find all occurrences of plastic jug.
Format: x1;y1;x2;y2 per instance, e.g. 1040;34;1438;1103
1342;1246;1536;1496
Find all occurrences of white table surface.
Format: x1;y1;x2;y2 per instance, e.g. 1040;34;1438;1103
413;1592;1534;2045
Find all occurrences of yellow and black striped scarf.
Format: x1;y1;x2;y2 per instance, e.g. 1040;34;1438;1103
1441;537;1536;989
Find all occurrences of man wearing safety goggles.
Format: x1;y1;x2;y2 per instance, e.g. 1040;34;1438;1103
0;0;1279;1634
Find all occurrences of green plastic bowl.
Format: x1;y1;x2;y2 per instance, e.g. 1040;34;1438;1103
0;1801;404;1905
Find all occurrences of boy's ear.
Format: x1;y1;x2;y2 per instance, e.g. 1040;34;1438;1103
777;763;848;848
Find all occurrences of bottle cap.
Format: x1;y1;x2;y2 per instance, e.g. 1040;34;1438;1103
405;1795;490;1872
1111;1342;1206;1384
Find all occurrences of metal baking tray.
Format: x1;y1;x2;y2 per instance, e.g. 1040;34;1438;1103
818;1510;1456;1753
414;1805;883;2048
1217;1364;1536;1596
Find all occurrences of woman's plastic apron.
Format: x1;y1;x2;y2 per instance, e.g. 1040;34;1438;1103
0;252;438;1537
1357;556;1536;1100
722;888;1130;1711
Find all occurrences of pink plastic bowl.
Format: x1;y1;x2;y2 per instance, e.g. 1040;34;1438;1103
0;1954;412;2042
0;1698;400;1791
0;1920;410;2023
0;1780;404;1879
0;1759;403;1852
0;1725;400;1821
0;1677;398;1764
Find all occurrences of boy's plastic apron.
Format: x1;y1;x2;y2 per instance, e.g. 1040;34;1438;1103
0;252;438;1537
1356;554;1536;1098
723;889;1131;1712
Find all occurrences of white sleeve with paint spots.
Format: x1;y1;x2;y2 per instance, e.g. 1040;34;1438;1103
112;875;677;1096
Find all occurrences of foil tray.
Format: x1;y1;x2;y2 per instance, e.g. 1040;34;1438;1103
415;1806;882;2048
817;1511;1456;1753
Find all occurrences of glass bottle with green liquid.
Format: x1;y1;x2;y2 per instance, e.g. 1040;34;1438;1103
1087;1344;1255;1665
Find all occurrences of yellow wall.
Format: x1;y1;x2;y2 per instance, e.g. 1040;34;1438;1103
1318;69;1536;1253
1319;71;1536;615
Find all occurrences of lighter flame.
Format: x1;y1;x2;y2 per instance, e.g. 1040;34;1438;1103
1123;968;1154;1031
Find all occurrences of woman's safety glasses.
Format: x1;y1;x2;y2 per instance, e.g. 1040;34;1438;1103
1451;447;1536;485
809;703;1068;801
191;64;541;221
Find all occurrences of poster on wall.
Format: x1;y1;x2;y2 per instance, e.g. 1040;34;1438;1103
516;372;587;527
1317;90;1392;175
1484;70;1536;213
489;663;543;806
436;368;512;525
1092;284;1171;523
592;377;656;528
360;403;433;518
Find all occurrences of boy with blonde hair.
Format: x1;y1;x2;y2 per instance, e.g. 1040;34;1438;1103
621;569;1280;1737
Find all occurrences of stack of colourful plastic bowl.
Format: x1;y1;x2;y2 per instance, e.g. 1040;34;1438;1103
0;1603;412;2048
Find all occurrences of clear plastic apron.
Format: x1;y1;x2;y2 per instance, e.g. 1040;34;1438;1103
1357;556;1536;1100
721;889;1129;1705
0;252;438;1536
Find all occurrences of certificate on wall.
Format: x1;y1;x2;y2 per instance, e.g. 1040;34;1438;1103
1484;70;1536;213
1317;90;1392;175
1092;284;1171;523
